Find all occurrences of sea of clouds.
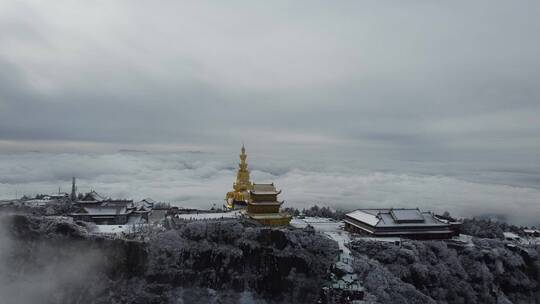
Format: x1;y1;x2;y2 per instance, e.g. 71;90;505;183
0;151;539;226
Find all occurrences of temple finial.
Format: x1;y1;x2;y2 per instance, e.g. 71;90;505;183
225;142;252;208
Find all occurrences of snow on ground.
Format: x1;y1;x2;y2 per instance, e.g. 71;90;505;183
94;224;134;234
89;209;242;235
525;237;540;246
289;218;309;229
175;210;241;220
291;216;362;291
291;217;349;251
291;217;350;253
506;235;540;246
290;217;342;231
503;232;520;240
452;234;475;246
326;231;351;258
357;236;403;243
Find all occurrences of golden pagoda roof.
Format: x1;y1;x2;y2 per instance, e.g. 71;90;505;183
250;183;281;195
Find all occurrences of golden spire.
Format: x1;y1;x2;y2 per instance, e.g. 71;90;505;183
235;144;250;191
226;144;253;206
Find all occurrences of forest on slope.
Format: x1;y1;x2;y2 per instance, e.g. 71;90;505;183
1;213;539;303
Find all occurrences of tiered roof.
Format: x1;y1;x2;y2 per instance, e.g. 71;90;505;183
72;205;131;216
250;183;282;195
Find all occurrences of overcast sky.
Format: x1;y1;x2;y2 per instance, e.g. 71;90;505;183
1;1;539;162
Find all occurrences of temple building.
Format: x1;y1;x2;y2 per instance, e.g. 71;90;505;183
344;208;459;239
70;190;153;225
245;183;291;226
71;205;133;225
225;145;253;209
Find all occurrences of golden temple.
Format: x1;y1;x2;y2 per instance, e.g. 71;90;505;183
225;144;252;209
226;145;291;226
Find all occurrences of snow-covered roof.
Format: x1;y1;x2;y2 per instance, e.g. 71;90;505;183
346;210;380;226
81;191;108;202
94;225;131;234
503;232;520;239
141;198;156;204
250;183;281;195
175;210;241;220
379;212;444;227
25;199;52;203
24;200;50;206
76;206;131;216
390;209;424;223
346;208;448;228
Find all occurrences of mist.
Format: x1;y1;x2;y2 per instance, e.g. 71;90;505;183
1;151;538;226
0;215;109;304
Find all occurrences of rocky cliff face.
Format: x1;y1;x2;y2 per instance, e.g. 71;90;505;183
350;239;540;304
4;214;540;304
0;215;149;304
143;221;337;301
0;215;338;304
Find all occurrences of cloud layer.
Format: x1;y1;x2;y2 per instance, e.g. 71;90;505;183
1;151;538;226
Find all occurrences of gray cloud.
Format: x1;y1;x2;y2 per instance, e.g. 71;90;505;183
0;1;539;163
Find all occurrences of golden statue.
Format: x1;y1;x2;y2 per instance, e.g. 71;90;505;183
225;144;252;209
